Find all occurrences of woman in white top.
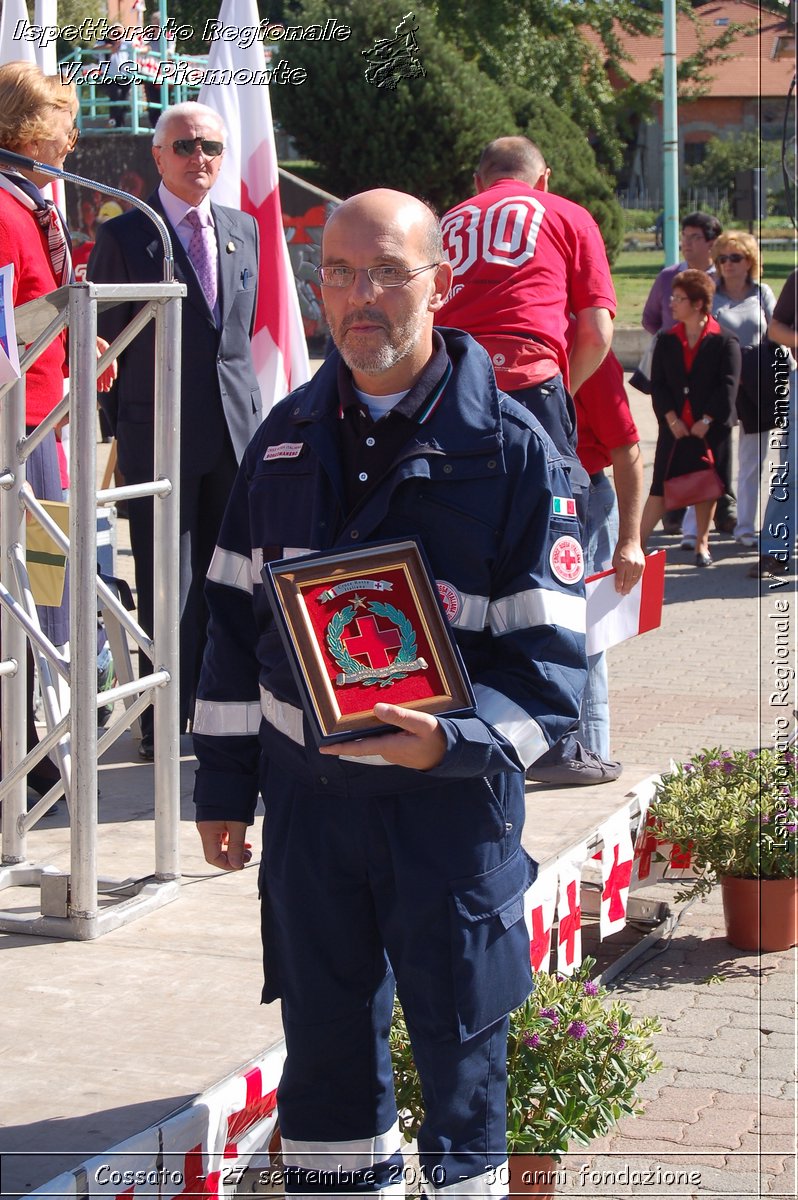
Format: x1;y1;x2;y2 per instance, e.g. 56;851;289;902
711;231;776;547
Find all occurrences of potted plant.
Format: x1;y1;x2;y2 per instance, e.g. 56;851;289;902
648;746;798;951
390;958;661;1196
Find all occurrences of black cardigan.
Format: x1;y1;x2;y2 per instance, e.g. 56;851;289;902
651;325;742;426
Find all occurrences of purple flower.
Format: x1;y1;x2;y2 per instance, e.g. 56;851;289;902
568;1020;588;1040
683;763;696;773
523;1032;541;1049
608;1020;620;1036
708;759;722;769
748;750;758;760
614;1037;627;1051
583;980;600;996
785;823;798;834
723;762;736;774
539;1007;560;1026
721;750;733;758
760;815;771;825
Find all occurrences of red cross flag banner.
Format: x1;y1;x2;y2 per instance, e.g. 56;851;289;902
556;844;587;975
524;867;558;974
585;548;665;656
598;809;635;938
199;0;310;413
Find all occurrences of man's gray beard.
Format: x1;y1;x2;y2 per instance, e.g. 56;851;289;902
332;298;430;376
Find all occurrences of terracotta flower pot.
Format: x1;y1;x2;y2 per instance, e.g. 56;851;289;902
721;875;798;952
508;1154;560;1198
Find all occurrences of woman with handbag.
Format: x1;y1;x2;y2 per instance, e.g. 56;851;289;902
640;270;741;566
711;232;776;548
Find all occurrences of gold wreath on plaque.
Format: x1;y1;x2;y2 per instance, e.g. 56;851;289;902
326;598;428;688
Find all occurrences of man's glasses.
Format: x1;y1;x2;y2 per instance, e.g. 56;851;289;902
316;263;439;288
716;253;746;265
170;138;224;158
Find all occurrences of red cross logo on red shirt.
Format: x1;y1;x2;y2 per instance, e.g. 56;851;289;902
602;843;633;922
344;614;402;668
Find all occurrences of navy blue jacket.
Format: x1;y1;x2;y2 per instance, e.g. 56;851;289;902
193;329;587;822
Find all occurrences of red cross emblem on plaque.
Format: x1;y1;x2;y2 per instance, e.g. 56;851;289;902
344;614;402;668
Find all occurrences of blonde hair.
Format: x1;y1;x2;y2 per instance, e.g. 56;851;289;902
712;231;762;281
0;61;77;153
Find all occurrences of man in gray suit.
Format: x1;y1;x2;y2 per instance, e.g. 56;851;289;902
88;101;262;757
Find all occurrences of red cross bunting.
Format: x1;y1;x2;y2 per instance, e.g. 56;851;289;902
602;843;633;922
529;904;552;973
634;814;659;882
669;841;693;869
345;615;402;668
558;879;581;964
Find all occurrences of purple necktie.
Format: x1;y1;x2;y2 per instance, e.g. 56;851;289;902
185;210;217;312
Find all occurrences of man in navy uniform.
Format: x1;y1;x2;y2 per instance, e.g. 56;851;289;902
193;189;587;1198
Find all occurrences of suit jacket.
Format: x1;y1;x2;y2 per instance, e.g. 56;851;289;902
651;325;741;427
87;191;262;482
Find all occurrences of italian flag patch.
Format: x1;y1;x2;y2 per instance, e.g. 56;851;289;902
553;496;576;517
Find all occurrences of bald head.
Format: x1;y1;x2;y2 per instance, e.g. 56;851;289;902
319;188;452;395
476;137;548;190
324;189;443;263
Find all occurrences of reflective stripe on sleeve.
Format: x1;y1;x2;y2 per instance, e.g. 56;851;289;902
489;588;586;636
258;686;392;765
193;698;261;736
206;546;254;594
259;685;305;745
450;591;489;632
473;683;547;768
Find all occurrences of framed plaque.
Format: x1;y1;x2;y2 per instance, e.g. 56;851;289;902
262;538;475;745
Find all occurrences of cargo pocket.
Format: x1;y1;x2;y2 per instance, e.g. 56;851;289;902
449;847;537;1041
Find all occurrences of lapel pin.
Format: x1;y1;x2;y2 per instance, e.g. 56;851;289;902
226;241;236;253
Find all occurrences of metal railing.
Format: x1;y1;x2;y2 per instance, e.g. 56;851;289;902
0;277;186;939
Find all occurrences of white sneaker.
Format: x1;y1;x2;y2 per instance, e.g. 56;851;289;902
680;538;696;551
736;535;757;548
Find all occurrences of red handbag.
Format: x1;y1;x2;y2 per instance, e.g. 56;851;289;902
663;439;725;510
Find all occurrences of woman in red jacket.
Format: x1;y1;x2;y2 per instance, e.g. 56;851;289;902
640;270;741;566
0;62;115;800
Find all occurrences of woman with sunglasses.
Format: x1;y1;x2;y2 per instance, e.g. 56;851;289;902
640;270;741;566
711;232;776;550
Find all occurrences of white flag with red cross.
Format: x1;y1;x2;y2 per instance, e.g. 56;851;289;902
556;844;587;975
599;809;635;938
199;0;310;415
524;867;558;974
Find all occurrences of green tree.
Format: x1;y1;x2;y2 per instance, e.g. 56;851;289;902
687;132;784;193
508;90;624;263
270;0;517;212
432;0;753;177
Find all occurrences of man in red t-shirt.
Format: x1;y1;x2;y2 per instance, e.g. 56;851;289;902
436;135;616;514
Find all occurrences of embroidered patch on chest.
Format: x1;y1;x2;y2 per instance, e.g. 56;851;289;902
549;535;584;584
436;580;461;622
264;442;304;461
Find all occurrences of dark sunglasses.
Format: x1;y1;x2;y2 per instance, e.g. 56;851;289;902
716;253;746;265
171;138;224;158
